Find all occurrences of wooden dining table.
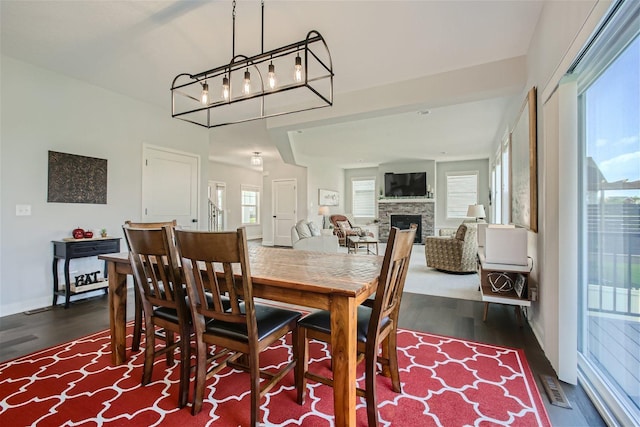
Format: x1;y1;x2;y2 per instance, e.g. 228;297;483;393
99;245;382;427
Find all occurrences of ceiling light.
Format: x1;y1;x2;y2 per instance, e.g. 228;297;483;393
268;62;277;89
200;82;209;105
171;1;334;128
418;110;431;115
250;152;263;167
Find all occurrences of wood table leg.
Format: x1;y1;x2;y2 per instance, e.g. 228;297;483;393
330;295;357;427
108;262;128;366
483;302;489;322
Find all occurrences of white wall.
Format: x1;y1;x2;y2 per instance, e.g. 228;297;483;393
307;163;344;228
435;159;490;231
490;0;608;381
0;56;210;316
208;161;263;240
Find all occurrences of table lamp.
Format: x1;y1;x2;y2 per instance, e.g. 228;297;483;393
466;204;486;222
318;205;330;228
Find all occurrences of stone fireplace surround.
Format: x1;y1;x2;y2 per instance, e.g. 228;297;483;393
378;198;435;243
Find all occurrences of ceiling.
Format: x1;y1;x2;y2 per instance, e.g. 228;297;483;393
1;1;544;170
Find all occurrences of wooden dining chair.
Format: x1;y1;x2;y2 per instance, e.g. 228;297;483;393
122;225;191;408
295;224;417;426
174;227;301;425
124;220;178;352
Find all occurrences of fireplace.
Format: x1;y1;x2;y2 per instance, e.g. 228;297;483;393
390;215;423;243
378;198;433;243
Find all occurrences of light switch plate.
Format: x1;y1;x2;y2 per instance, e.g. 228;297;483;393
16;204;31;216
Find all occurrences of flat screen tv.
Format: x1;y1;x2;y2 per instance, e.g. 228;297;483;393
384;172;427;197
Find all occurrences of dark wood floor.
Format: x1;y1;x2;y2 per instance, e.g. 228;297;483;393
0;290;605;426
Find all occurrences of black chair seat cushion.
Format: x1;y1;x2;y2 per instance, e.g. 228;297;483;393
153;306;181;323
298;306;389;343
204;304;301;342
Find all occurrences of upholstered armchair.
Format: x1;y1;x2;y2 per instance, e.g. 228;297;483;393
329;214;370;246
424;223;478;273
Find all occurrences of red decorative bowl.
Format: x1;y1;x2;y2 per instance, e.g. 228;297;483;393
83;231;94;238
72;228;85;239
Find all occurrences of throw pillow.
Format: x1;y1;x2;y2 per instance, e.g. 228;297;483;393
336;220;351;231
308;221;321;236
295;220;312;238
455;224;468;241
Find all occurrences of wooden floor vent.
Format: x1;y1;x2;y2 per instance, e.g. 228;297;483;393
540;374;572;409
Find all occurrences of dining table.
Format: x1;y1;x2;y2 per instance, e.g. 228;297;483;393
99;245;382;427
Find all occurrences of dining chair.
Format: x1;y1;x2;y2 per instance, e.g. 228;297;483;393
295;224;417;426
124;219;178;352
174;227;301;424
122;225;191;408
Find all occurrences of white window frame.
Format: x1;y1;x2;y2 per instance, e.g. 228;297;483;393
351;177;376;218
445;171;479;220
241;185;260;225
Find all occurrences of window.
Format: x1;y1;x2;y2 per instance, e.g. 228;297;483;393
446;172;478;219
352;178;376;218
575;2;639;424
241;185;260;224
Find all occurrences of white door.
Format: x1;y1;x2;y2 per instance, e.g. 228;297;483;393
273;179;297;246
142;145;200;229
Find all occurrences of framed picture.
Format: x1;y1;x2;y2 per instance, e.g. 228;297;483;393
510;87;538;232
47;151;108;204
318;189;339;206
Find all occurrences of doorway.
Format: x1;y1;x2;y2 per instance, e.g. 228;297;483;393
272;179;297;246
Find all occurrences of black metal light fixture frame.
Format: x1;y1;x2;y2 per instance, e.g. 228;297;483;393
171;1;333;128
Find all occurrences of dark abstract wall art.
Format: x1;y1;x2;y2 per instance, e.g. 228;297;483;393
47;151;107;204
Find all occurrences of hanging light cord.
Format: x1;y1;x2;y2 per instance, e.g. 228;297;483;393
231;0;236;59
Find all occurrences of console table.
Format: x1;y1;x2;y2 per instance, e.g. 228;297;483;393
52;237;121;308
477;247;531;326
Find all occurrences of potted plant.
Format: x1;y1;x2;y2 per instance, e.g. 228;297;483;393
100;228;107;238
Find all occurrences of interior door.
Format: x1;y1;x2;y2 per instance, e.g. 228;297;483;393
141;145;199;229
273;179;297;246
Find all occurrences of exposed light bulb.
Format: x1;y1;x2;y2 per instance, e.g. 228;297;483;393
200;82;209;105
294;55;303;82
242;70;251;95
221;75;229;100
268;63;277;89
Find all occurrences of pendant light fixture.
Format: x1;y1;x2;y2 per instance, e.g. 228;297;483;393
250;152;263;167
171;0;333;128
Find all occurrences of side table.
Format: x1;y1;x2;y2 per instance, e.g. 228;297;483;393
477;247;532;326
52;237;121;308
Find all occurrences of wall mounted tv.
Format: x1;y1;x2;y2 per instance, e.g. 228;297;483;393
384;172;427;197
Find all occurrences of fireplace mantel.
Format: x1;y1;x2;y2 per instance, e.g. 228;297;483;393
378;197;435;204
377;198;435;243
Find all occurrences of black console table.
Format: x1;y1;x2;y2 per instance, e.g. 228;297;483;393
52;237;121;308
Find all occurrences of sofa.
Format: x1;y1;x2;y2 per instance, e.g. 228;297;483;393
424;223;478;273
291;220;339;253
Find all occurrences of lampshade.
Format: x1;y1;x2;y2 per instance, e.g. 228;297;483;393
467;204;486;219
250;152;263;167
318;206;330;216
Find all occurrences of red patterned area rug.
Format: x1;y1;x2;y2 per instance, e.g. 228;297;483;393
0;324;550;426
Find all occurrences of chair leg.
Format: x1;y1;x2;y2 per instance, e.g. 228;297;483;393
132;284;143;352
191;336;207;415
365;343;380;427
177;329;191;408
141;321;155;386
387;333;402;393
249;349;261;427
165;331;175;365
295;326;308;405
